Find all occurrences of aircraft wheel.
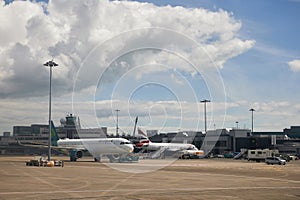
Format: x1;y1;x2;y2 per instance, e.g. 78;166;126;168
94;157;101;162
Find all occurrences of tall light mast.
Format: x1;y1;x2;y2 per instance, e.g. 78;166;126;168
44;60;58;161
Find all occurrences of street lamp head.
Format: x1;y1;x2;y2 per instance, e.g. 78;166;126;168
200;99;211;103
44;60;58;67
249;108;255;112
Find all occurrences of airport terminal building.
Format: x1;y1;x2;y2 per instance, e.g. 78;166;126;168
145;127;300;156
1;114;300;156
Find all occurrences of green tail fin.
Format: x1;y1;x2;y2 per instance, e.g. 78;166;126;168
51;121;60;146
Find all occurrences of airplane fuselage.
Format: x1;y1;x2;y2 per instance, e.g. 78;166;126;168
142;142;198;151
57;138;134;155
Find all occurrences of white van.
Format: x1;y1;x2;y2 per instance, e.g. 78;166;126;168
247;149;279;162
265;157;286;165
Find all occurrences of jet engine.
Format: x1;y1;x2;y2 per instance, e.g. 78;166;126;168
70;150;83;161
107;154;120;163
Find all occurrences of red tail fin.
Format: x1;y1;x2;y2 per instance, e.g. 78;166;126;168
137;127;148;138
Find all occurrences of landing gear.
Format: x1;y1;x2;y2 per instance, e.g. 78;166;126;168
108;154;120;163
69;150;83;162
94;156;101;162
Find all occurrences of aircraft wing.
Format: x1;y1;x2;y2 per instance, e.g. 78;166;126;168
51;146;86;151
17;140;48;148
50;146;87;156
17;140;86;152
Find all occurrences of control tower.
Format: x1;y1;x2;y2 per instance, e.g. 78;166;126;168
59;114;80;139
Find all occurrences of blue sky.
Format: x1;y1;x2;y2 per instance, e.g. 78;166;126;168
0;0;299;134
123;0;300;131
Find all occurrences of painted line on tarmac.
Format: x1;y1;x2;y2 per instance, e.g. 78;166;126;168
164;170;300;184
1;186;300;195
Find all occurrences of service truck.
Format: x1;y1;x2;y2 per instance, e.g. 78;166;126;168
247;149;279;162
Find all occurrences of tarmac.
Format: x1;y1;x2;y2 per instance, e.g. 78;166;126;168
0;156;300;200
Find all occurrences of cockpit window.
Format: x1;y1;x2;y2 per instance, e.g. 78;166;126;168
120;141;131;145
187;145;197;150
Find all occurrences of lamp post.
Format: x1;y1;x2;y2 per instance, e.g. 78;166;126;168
115;109;120;136
44;60;58;161
200;99;210;133
249;108;255;133
236;121;239;129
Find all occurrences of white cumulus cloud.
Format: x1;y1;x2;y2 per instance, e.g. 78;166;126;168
288;59;300;72
0;0;257;133
0;0;254;99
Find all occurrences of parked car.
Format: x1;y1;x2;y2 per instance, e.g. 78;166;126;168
265;157;286;165
289;155;298;161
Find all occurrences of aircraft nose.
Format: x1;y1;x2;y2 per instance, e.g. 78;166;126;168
128;144;134;153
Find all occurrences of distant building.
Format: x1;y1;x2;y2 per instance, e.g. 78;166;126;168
146;130;158;138
284;126;300;138
229;128;252;152
3;132;11;137
147;127;300;156
2;115;300;156
201;129;231;155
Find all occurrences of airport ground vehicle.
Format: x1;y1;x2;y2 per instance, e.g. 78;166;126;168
178;149;204;159
289;155;298;160
279;154;298;162
26;156;64;167
26;158;40;166
265;157;286;165
247;149;279;162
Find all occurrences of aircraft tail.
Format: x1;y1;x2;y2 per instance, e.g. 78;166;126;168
50;121;60;146
137;127;148;138
136;128;151;148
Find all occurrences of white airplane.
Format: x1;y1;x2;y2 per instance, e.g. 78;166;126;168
136;128;204;159
21;121;135;162
56;137;134;162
